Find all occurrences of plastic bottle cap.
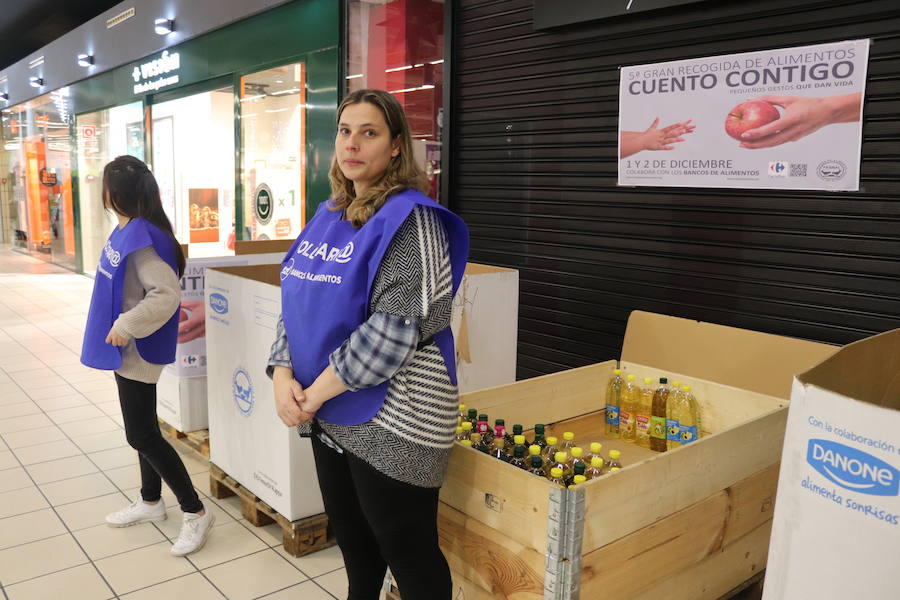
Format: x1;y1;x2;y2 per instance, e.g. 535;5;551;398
514;446;525;457
626;374;636;381
555;452;568;462
478;414;488;421
461;422;473;431
610;467;621;472
455;426;463;435
573;475;587;484
468;409;477;416
495;419;505;425
683;385;692;392
672;381;681;388
550;467;563;478
573;462;585;474
471;433;482;441
493;438;505;448
547;436;558;444
609;450;621;459
644;378;653;384
660;377;668;384
535;424;545;432
590;442;602;453
514;435;526;445
571;447;583;458
460;440;472;447
591;457;603;467
531;456;543;467
563;432;575;441
458;404;466;411
528;445;541;456
513;424;523;433
613;368;621;375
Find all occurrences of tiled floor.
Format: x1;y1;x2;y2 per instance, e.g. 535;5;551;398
0;247;352;600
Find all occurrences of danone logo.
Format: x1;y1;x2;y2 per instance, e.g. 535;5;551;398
807;439;899;497
209;293;229;315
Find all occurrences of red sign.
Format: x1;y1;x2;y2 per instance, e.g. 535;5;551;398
81;125;96;138
275;219;292;237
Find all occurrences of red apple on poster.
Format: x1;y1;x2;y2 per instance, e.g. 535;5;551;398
725;101;780;140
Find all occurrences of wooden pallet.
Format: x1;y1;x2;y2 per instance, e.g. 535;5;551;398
157;419;210;459
208;462;334;557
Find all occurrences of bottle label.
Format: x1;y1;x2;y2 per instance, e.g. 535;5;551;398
666;418;681;442
679;425;699;444
605;405;620;426
620;411;634;433
495;426;506;438
477;423;489;435
635;414;650;436
650;416;667;439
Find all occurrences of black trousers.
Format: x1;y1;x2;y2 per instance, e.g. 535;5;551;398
310;431;451;600
114;373;203;514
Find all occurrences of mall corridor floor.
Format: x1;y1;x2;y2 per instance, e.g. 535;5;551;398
0;247;350;600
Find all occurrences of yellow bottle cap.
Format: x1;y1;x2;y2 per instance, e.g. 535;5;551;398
550;467;563;478
591;457;604;468
455;426;463;435
571;447;583;458
459;404;466;411
643;377;653;384
514;435;526;445
547;436;558;445
590;442;602;453
471;433;481;442
682;385;692;392
609;450;621;459
563;432;575;441
528;445;541;456
613;368;622;375
493;438;505;448
460;440;472;447
573;475;587;484
555;452;568;463
610;467;621;472
626;374;636;381
672;381;681;388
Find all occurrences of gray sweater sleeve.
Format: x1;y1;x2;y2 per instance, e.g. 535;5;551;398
112;246;181;339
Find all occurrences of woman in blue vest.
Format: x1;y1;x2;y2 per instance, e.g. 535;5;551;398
268;90;469;599
81;155;214;556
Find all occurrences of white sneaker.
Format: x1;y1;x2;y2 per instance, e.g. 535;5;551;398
105;498;167;527
170;509;215;556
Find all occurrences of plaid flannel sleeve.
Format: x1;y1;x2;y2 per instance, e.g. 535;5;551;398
328;312;420;392
266;314;293;379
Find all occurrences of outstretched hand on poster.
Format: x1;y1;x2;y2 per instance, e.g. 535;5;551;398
177;300;206;343
738;92;862;149
620;118;696;158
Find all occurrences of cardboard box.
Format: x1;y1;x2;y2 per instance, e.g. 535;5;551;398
156;370;208;433
450;263;519;393
433;311;836;600
763;329;900;600
205;264;325;521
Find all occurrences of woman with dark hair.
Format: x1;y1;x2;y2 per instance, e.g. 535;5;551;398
267;89;469;599
80;155;214;556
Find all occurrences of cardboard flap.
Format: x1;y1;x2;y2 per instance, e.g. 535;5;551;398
622;311;837;399
210;264;282;286
234;239;293;255
798;328;900;410
465;263;517;276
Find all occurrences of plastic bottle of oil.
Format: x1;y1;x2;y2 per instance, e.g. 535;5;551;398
650;377;670;453
466;408;478;428
509;424;525;448
569;474;587;488
566;461;586;487
586;442;603;463
585;456;604;480
528;455;546;477
455;422;473;442
605;368;624;438
493;419;507;447
542;436;559;461
560;432;576;452
511;435;527;458
457;403;467;425
606;449;623;471
528;444;542;460
635;377;654;448
491;437;509;462
470;432;489;453
509;445;528;469
532;424;548;451
548;451;572;480
619;374;640;443
459;440;473;448
666;384;684;450
675;385;701;445
568;447;586;472
548;467;566;486
476;414;493;445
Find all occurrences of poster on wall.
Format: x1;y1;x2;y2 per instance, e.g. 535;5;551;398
125;122;144;161
189;188;220;243
618;39;869;191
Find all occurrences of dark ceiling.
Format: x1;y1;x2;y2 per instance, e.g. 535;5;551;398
0;0;123;71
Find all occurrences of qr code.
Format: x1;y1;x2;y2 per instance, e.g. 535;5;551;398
790;163;808;177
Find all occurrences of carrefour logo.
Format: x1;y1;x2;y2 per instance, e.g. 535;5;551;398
232;368;254;416
807;439;899;497
209;293;229;315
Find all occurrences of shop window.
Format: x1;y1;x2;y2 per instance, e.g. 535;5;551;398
239;62;307;241
346;0;444;201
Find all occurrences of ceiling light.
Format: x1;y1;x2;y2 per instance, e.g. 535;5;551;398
154;18;175;35
29;77;43;88
0;92;8;102
77;54;94;67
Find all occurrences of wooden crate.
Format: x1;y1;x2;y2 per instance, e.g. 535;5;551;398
209;462;334;557
424;312;836;600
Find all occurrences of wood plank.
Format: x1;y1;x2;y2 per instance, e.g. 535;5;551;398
437;502;545;600
439;443;555;555
578;407;787;553
578;463;779;600
631;520;773;600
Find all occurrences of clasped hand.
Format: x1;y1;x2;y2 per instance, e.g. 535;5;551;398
273;367;323;427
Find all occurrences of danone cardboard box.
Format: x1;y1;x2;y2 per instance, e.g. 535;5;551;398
450;263;519;393
763;329;900;600
205;264;324;521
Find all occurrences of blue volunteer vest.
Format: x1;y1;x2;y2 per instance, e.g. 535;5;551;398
280;190;469;426
80;218;180;370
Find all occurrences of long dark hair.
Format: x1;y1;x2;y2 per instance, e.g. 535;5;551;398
102;155;185;277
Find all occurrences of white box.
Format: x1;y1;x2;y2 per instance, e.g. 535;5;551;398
205;264;324;521
156;370;208;433
450;263;519;393
764;328;900;600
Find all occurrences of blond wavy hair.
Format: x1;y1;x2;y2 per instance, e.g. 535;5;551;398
328;89;428;228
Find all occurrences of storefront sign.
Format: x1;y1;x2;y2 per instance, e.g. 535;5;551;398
81;125;96;138
132;50;181;94
617;39;869;191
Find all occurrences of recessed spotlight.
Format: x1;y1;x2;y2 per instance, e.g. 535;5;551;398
154;18;175;35
29;77;43;88
0;92;8;101
77;54;94;67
